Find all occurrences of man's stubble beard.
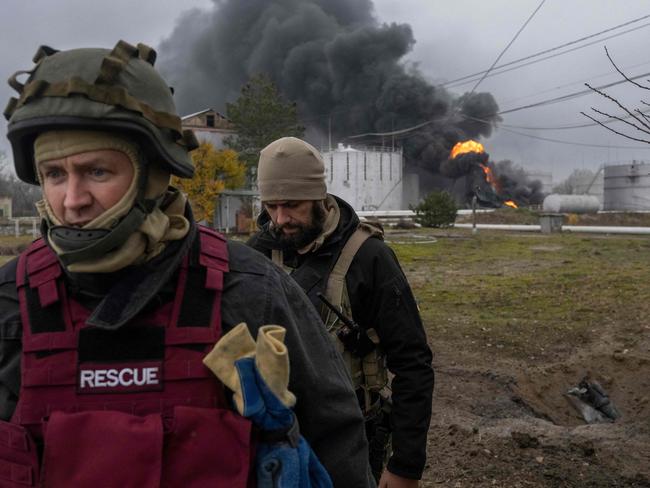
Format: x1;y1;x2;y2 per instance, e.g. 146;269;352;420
273;203;327;251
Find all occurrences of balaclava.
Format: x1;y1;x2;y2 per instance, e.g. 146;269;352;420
34;130;190;273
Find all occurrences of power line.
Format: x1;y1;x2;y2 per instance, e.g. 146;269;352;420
463;106;650;131
497;70;650;115
499;59;650;106
344;69;650;140
503;110;650;130
345;119;650;150
466;0;547;96
496;125;650;149
424;0;547;144
346;118;442;139
446;22;650;89
442;13;650;88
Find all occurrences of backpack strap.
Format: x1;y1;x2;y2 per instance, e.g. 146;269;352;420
271;249;283;267
324;222;383;309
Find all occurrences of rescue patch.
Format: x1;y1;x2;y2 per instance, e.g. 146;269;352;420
77;361;164;394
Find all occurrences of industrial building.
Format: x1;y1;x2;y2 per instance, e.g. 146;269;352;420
181;108;236;148
604;161;650;211
322;143;414;211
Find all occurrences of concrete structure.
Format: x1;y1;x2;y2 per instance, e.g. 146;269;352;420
539;214;564;233
604;161;650;211
181;108;236;149
0;196;12;219
322;144;404;211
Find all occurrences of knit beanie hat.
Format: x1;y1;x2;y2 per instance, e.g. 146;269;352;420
257;137;326;201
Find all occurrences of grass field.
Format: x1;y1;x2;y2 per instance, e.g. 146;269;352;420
1;228;647;358
389;228;649;362
0;235;34;265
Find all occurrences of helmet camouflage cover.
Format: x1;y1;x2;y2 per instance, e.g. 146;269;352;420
4;40;198;185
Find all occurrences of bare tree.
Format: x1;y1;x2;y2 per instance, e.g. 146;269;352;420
582;47;650;144
552;169;595;194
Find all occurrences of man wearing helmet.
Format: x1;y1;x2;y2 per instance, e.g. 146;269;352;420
0;41;374;487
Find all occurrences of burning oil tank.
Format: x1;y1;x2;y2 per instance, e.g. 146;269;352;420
441;140;517;208
322;143;403;211
542;194;601;213
603;161;650;211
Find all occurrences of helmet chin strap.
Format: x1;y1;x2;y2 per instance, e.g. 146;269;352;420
44;198;160;267
43;155;162;267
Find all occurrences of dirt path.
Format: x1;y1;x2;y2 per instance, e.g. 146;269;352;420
422;343;650;487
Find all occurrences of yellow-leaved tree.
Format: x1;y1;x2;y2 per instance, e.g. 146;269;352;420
173;141;246;223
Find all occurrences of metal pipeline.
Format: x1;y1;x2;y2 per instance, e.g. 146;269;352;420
453;223;650;235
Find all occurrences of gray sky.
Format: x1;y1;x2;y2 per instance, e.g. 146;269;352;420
2;0;649;183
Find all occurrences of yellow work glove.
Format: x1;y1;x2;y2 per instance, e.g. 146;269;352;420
256;325;296;408
203;323;295;414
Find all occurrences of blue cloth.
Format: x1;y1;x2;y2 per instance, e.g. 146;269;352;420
235;357;333;488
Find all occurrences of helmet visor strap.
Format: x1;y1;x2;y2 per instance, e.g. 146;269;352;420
47;200;153;266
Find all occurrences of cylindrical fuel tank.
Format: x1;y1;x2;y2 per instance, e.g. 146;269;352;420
542;194;601;213
603;162;650;211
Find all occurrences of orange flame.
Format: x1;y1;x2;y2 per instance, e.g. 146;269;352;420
452;140;519;208
450;140;484;159
480;163;498;188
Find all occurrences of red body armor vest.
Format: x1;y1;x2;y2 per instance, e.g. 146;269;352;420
0;226;254;488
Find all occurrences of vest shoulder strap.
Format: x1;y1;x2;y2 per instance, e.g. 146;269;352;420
197;225;229;289
271;249;283;267
17;239;69;347
324;222;383;309
168;225;229;344
17;238;62;307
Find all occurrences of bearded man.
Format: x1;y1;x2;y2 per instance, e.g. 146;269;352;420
0;41;374;487
248;137;434;488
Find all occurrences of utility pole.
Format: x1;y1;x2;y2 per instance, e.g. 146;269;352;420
328;115;332;152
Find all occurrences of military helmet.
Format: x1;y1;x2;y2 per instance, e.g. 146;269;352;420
4;40;198;185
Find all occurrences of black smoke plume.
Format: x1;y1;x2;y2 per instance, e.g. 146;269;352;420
157;0;501;179
441;151;544;207
440;151;489;180
494;160;545;205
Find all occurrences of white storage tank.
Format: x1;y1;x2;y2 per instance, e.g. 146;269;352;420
543;194;601;213
322;144;403;211
603;162;650;211
572;169;604;203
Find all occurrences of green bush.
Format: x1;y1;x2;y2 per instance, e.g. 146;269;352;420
411;191;458;228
